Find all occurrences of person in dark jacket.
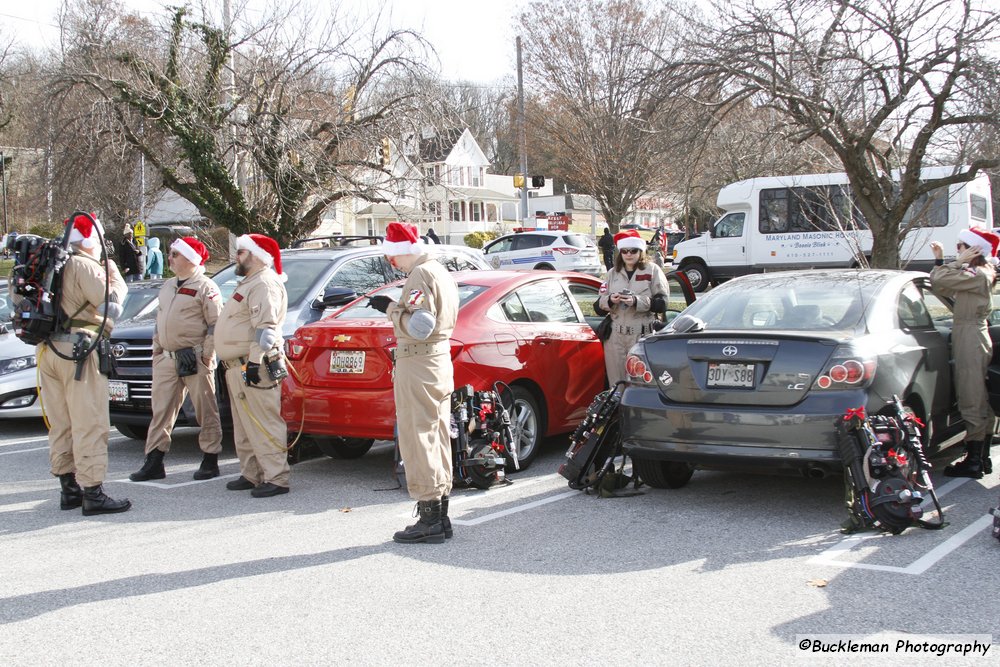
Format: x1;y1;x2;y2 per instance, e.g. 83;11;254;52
598;227;615;270
426;228;441;244
118;228;142;283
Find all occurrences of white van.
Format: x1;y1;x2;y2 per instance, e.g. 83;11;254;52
673;166;994;291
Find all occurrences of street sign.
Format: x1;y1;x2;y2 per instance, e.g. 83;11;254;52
133;220;146;247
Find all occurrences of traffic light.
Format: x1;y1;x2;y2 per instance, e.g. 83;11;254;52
380;138;391;167
513;173;525;188
531;175;545;188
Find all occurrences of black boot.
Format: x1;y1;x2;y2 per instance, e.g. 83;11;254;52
58;473;83;510
441;494;453;539
393;500;445;544
129;449;166;482
944;441;984;479
983;434;993;475
193;453;220;480
82;485;132;516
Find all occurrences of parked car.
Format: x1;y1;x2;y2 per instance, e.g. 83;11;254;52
281;270;696;465
482;231;603;275
620;268;991;489
106;239;492;440
0;278;164;419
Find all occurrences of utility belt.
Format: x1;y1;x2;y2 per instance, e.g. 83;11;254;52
220;356;249;371
614;321;657;336
48;330;114;378
394;340;450;359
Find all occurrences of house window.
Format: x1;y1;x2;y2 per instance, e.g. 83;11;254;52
422;202;442;221
450;202;461;222
424;166;437;186
471;202;483;222
487;204;498;222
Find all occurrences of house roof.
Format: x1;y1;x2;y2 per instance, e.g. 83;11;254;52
416;128;465;162
355;203;424;218
444;186;518;201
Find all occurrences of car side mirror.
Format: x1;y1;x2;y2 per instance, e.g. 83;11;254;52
312;287;356;310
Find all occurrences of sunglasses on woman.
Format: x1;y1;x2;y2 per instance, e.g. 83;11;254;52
620;248;640;255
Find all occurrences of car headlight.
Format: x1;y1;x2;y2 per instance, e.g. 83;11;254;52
0;355;38;376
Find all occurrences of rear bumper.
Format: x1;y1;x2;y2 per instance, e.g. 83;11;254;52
282;385;396;441
621;385;867;471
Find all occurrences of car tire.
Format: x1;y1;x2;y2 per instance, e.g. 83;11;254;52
505;385;545;470
534;263;555;270
114;423;149;441
633;457;694;489
682;261;710;293
316;437;375;459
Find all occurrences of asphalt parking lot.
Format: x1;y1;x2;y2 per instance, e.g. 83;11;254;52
1;419;998;665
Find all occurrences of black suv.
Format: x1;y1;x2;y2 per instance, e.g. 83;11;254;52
107;236;491;439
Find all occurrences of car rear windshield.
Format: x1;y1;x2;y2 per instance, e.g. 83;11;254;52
680;274;881;331
561;234;588;248
334;284;488;320
211;259;331;306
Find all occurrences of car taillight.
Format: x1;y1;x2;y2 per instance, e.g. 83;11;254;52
285;337;306;361
625;351;654;385
814;346;876;390
551;246;580;255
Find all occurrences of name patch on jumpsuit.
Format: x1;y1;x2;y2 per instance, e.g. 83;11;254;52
407;290;425;307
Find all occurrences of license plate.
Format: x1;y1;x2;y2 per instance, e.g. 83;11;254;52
108;381;129;402
329;351;365;374
707;362;755;388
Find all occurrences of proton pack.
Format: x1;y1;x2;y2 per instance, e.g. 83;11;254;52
8;233;71;345
558;382;638;495
837;396;944;534
393;383;518;491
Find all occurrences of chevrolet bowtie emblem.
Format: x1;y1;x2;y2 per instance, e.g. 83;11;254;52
332;334;352;342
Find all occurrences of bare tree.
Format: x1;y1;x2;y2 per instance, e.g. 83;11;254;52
53;0;433;244
518;0;685;231
671;0;1000;268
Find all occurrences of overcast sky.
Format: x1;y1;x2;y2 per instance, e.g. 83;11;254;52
2;0;519;83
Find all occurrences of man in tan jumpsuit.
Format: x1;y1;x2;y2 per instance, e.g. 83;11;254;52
930;227;999;479
596;229;670;385
36;214;131;514
130;237;224;482
214;233;290;497
368;222;459;544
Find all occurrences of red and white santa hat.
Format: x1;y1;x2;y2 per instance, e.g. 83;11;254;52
958;227;1000;266
237;233;286;281
170;236;209;267
380;221;423;256
67;213;104;250
614;229;646;251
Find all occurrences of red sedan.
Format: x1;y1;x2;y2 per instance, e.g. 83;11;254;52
281;271;610;468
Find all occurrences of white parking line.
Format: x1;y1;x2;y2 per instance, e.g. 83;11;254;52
809;476;995;574
451;490;579;526
0;446;49;457
0;434;132;449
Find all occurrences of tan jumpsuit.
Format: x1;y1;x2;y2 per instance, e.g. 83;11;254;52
387;255;459;502
38;252;127;487
597;262;669;385
930;261;995;441
214;267;289;487
146;272;223;455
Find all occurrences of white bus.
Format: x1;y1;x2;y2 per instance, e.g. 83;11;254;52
672;166;994;291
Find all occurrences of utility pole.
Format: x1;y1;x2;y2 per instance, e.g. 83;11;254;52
516;37;529;228
0;151;8;239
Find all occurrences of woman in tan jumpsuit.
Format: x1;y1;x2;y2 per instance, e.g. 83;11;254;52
596;229;669;385
929;227;999;479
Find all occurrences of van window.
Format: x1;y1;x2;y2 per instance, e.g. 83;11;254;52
971;194;989;222
900;186;948;228
760;185;858;234
715;213;745;238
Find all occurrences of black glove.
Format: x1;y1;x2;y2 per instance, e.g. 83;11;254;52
368;295;395;313
650;294;667;314
243;362;262;386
